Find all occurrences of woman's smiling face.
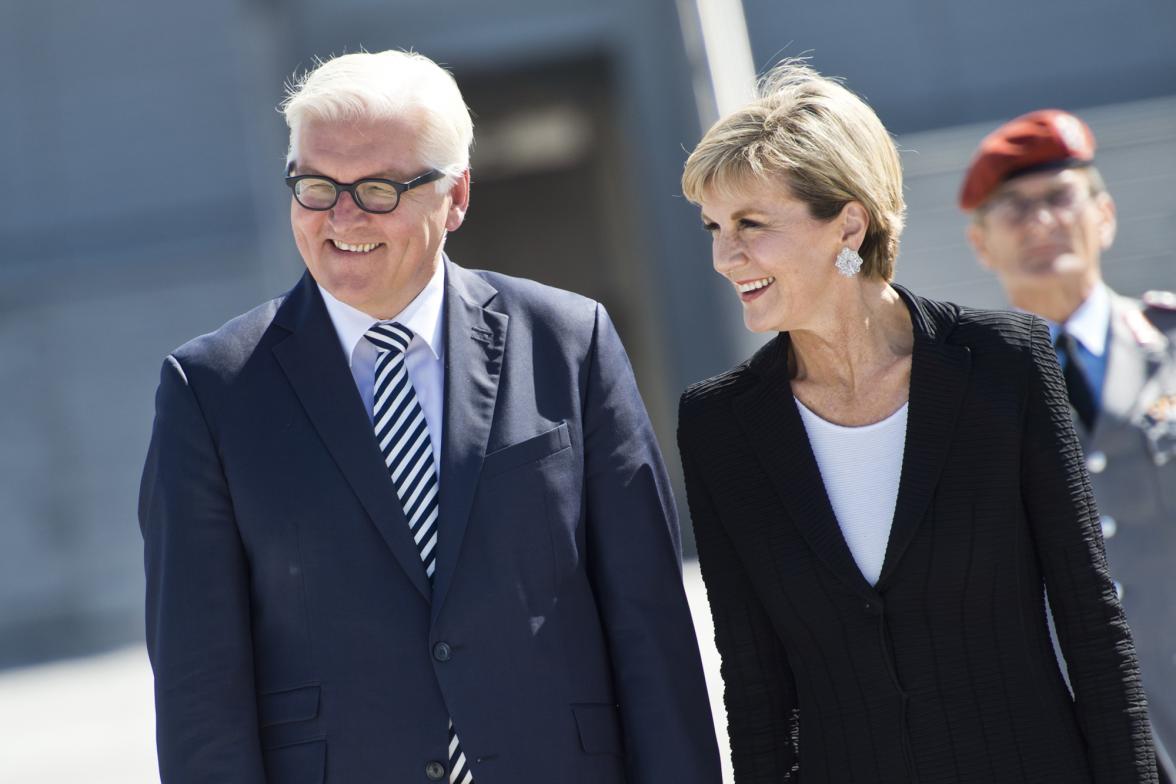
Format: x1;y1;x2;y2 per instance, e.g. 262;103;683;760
700;177;848;334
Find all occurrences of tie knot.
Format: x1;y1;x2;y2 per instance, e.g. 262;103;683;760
365;321;413;355
1055;330;1079;352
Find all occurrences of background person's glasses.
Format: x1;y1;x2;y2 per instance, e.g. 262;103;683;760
285;169;444;214
982;184;1093;226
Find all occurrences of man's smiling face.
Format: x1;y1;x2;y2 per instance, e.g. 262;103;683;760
289;114;468;319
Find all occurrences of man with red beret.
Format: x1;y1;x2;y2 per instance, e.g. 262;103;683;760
963;109;1176;782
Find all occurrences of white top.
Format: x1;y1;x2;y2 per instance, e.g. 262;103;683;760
318;260;446;471
795;397;909;586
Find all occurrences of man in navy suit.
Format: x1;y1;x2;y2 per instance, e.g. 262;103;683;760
139;49;720;784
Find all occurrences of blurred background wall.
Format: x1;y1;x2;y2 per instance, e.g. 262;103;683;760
1;0;1173;686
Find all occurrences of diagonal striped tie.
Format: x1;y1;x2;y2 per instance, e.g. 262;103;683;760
366;321;440;578
363;321;473;784
448;719;474;784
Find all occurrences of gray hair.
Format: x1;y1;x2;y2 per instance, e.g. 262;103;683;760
281;50;473;193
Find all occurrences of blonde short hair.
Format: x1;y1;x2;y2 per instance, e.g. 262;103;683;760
281;50;473;193
682;60;905;280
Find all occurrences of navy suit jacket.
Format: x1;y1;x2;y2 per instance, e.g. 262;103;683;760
139;260;721;784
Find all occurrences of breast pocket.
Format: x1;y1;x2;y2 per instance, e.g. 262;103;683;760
482;422;571;478
479;422;580;624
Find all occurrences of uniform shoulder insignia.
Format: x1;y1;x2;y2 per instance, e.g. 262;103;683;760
1123;306;1166;348
1142;290;1176;310
1140;290;1176;343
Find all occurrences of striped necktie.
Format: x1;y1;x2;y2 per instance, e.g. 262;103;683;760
366;322;440;577
364;322;474;784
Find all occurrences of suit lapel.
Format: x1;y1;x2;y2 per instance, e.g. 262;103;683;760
431;261;506;621
272;272;432;602
1088;294;1167;451
877;286;970;589
732;337;877;599
1101;295;1153;423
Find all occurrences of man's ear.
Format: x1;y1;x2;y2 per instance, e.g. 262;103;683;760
966;220;994;271
1094;191;1117;251
446;170;471;232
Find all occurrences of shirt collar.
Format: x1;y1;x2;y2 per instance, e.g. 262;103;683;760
318;259;446;364
1054;283;1110;357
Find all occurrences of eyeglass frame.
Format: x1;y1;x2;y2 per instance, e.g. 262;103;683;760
285;168;446;214
978;178;1098;227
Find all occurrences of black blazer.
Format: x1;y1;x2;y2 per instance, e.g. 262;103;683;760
678;286;1156;783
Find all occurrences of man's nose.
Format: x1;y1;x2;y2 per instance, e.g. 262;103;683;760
1023;202;1059;231
329;190;367;224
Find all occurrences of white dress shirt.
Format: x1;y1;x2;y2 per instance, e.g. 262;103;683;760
795;397;909;586
318;260;446;471
1045;283;1111;406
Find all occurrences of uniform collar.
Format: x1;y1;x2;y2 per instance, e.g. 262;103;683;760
318;259;445;363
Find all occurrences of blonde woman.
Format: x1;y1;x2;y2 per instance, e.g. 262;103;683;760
677;61;1156;783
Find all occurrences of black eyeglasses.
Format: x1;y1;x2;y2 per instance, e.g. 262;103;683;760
285;169;445;214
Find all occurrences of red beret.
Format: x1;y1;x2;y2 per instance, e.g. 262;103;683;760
958;109;1096;210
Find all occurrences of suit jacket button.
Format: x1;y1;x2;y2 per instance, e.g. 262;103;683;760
425;761;447;780
433;642;452;662
1086;451;1107;474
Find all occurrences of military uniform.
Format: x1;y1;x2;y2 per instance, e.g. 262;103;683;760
1078;289;1176;780
960;108;1175;780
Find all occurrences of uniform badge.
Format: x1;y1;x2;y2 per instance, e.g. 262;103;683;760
1145;394;1176;425
1143;393;1176;466
1054;114;1089;153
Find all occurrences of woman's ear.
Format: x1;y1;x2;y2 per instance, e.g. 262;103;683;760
839;201;869;248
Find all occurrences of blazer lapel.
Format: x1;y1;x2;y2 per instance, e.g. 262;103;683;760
272;272;432;602
876;286;970;589
431;261;506;621
1101;295;1156;423
732;337;877;599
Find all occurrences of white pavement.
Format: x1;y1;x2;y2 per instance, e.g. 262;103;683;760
0;560;732;783
0;645;158;783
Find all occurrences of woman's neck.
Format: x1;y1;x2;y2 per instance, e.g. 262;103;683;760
788;280;914;397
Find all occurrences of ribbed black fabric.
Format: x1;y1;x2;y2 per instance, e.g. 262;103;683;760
678;287;1156;784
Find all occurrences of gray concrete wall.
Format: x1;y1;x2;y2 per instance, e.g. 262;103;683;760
741;0;1176;133
0;0;280;667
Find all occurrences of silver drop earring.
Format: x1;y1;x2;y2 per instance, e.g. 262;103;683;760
835;246;863;277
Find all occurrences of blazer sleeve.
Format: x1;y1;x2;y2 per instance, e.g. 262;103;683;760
678;410;800;783
139;356;267;784
579;304;723;784
1019;317;1157;783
